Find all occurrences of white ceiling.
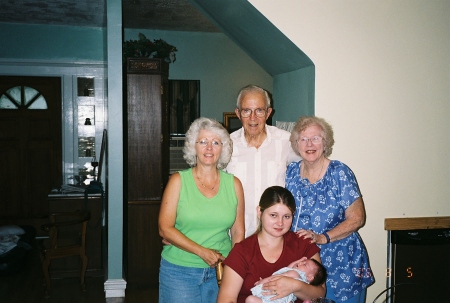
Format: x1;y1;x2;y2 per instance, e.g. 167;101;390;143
0;0;219;32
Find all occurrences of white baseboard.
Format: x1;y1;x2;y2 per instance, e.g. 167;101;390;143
104;278;127;298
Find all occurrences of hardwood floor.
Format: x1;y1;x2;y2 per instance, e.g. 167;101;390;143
0;240;158;303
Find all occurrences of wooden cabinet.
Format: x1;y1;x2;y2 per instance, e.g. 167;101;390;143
47;194;103;278
125;58;169;286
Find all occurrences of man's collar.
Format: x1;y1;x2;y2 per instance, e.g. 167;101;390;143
239;124;271;147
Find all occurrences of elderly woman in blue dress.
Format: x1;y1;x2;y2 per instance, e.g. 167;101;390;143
286;116;374;303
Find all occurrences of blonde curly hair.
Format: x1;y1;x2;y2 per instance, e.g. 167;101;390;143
290;116;334;158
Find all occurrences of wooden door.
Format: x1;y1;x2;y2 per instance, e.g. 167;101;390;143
0;76;62;219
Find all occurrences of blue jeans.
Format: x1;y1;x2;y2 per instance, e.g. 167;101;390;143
159;257;218;303
325;281;367;303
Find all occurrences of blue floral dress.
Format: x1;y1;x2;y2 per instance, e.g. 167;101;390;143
286;160;374;302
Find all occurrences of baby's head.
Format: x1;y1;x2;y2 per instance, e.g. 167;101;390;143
291;258;327;286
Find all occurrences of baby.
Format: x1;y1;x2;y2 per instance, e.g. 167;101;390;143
246;257;327;303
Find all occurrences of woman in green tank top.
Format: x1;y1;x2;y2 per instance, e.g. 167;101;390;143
159;117;245;302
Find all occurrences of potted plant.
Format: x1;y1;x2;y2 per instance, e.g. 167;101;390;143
123;33;178;63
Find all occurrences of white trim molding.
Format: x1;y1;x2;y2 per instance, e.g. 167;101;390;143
104;278;127;298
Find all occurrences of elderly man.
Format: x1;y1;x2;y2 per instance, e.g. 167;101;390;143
226;85;300;237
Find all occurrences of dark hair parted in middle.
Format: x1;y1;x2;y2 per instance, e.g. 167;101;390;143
255;186;296;233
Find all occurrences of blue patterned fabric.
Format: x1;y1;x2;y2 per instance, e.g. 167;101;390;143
286;160;374;302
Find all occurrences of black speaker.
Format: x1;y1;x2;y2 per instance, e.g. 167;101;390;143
390;229;450;302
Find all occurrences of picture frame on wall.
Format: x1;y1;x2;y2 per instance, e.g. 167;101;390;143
223;112;242;133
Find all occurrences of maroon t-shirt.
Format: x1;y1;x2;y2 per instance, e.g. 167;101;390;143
223;231;320;303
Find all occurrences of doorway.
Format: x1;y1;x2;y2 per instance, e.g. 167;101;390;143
0;76;62;220
168;80;200;135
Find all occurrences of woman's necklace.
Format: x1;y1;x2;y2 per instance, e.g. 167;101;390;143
302;158;325;183
195;168;218;190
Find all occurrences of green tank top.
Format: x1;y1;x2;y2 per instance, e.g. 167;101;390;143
161;168;238;268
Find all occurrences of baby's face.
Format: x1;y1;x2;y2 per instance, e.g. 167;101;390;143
294;259;317;277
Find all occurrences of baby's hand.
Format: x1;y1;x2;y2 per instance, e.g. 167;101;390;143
288;256;307;268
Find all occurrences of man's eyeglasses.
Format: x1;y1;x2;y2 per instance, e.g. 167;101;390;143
297;136;323;145
239;108;267;118
196;140;223;147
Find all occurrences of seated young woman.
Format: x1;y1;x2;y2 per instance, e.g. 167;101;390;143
217;186;326;303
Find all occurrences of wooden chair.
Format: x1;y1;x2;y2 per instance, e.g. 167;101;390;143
40;209;90;296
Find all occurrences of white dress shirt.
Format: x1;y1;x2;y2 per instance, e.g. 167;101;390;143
226;125;300;237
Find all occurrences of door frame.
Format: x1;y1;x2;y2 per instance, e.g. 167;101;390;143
0;61;107;185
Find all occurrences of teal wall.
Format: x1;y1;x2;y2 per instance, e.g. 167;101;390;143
189;0;315;121
0;22;273;123
0;23;106;62
273;66;315;122
124;29;272;122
